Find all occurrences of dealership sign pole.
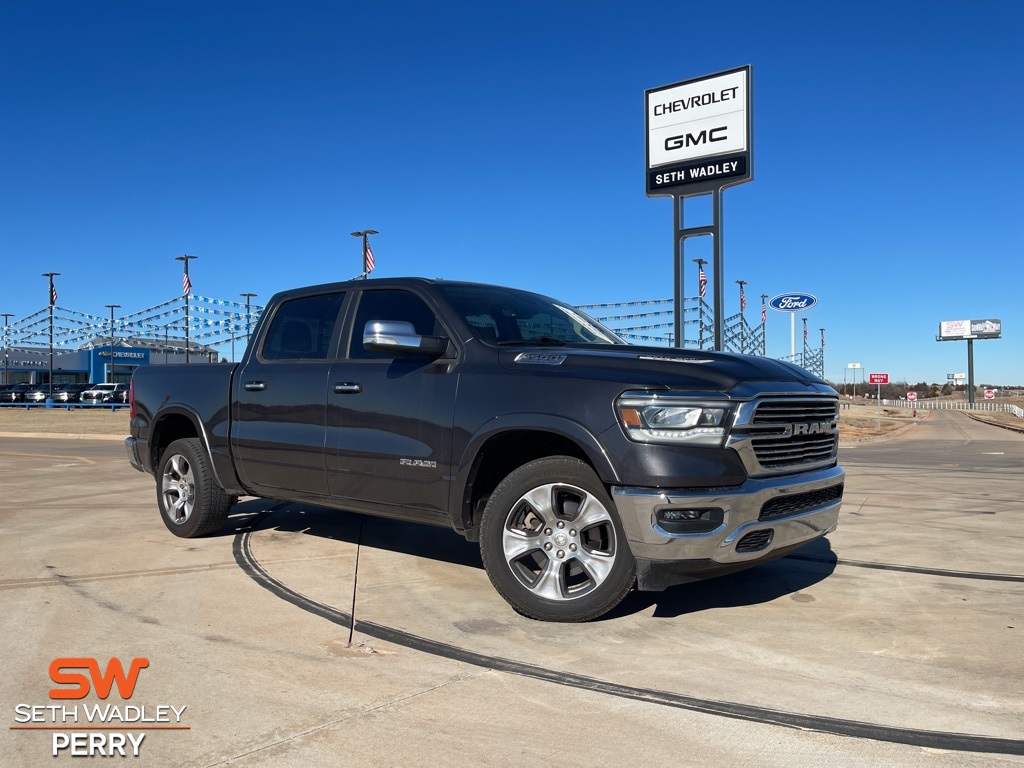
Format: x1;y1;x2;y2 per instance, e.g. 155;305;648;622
646;66;752;350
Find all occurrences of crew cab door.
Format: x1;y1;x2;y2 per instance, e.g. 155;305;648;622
231;291;347;496
326;287;458;517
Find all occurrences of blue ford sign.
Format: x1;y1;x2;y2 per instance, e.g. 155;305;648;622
769;293;818;312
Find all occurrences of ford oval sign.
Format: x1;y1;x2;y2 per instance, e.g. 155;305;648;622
768;293;818;312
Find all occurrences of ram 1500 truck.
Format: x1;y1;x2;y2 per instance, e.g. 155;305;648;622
126;278;844;621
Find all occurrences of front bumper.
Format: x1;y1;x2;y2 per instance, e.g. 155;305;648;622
612;464;843;590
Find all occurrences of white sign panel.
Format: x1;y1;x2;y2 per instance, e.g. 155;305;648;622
647;69;748;168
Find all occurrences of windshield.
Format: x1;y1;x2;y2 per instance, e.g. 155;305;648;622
436;284;626;346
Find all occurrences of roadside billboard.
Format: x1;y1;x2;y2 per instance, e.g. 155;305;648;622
938;319;1001;340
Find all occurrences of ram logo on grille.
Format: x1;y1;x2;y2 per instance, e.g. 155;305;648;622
792;422;835;436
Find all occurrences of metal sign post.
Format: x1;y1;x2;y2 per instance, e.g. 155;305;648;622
647;66;752;351
869;373;888;430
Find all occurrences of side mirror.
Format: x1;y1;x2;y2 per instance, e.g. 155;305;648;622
363;320;448;357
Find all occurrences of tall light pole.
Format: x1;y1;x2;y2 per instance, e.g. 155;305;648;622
42;272;60;395
176;255;197;363
240;293;257;355
350;230;378;279
1;313;12;386
105;304;121;383
693;258;708;348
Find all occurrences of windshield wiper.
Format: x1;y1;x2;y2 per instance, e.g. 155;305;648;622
497;336;568;347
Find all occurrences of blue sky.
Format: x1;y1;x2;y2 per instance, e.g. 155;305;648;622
2;1;1021;384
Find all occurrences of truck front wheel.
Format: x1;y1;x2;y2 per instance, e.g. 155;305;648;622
480;456;635;622
156;438;232;538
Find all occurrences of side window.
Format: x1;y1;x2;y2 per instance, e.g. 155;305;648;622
349;289;443;359
261;293;345;361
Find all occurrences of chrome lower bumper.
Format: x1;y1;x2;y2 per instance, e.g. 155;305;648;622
611;464;843;567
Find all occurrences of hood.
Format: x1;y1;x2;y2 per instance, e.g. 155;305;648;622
498;343;832;395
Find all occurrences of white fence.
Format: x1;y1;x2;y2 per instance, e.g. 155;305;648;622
882;400;1024;419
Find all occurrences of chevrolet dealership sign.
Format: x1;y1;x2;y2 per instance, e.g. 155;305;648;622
646;66;752;196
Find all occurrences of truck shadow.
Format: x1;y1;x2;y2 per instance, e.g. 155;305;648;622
223;500;839;620
607;536;838;620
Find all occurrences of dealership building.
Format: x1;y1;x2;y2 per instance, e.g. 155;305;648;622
2;340;219;386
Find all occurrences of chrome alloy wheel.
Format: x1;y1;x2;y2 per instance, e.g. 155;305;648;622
501;482;618;601
160;453;196;525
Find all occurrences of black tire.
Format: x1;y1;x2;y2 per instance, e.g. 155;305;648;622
480;456;635;622
156;438;232;538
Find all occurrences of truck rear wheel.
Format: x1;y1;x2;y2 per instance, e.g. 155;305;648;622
480;456;635;622
157;438;232;538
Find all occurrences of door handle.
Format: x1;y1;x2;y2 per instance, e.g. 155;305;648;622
244;381;267;392
333;382;362;394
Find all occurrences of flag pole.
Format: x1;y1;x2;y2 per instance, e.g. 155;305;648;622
176;255;197;363
350;230;378;280
42;272;60;396
692;258;707;349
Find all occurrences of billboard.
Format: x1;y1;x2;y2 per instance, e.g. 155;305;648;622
938;318;1002;340
645;66;752;196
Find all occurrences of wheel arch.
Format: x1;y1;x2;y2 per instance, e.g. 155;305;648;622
452;415;619;542
150;405;242;494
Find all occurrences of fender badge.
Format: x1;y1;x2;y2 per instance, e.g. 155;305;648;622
514;353;567;365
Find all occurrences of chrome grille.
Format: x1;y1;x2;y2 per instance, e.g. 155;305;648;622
748;398;838;471
753;400;838;424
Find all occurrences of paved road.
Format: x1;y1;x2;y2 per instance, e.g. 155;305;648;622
1;413;1022;766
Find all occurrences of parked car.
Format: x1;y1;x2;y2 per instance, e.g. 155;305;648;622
23;387;50;404
23;384;91;403
52;383;92;403
79;383;129;404
0;383;35;402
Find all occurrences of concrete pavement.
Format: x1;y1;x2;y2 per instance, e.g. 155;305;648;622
1;411;1022;766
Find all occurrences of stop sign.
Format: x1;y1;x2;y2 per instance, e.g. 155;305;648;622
907;392;918;402
985;389;995;400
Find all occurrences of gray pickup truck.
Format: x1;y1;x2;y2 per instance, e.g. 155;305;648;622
126;277;844;621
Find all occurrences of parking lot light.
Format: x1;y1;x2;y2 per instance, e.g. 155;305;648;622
105;304;121;384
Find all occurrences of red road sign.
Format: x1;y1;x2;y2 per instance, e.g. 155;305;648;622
869;373;889;384
907;392;918;402
984;389;995;399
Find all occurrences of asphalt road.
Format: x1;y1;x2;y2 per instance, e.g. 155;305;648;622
1;411;1022;766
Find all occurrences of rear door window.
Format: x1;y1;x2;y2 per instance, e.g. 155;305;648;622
261;293;346;361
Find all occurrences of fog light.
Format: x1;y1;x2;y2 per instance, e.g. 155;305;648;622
655;507;724;535
661;509;705;521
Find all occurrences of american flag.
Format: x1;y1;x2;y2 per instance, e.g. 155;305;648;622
49;281;57;307
740;289;746;312
182;271;192;296
804;324;808;342
761;302;766;323
698;268;707;299
364;242;376;274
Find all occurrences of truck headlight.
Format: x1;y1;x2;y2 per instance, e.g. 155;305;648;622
616;394;731;446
